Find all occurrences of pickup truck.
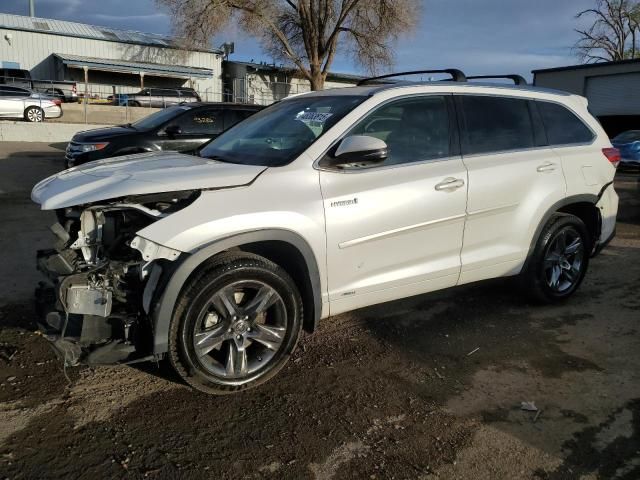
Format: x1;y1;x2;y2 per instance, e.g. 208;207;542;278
0;68;77;103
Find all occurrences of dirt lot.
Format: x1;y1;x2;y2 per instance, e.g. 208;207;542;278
0;142;638;480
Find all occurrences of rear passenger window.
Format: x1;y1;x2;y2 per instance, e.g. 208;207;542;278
461;96;535;155
538;102;594;145
171;109;223;135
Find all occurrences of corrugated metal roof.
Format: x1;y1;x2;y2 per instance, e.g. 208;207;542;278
0;12;220;54
55;53;214;78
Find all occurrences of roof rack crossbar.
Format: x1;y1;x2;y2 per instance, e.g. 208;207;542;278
356;69;467;86
466;74;528;86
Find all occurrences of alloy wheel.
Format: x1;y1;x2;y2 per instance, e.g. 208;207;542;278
27;108;43;122
191;280;287;381
543;226;584;293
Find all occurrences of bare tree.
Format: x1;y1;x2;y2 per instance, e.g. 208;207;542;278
575;0;640;62
157;0;422;90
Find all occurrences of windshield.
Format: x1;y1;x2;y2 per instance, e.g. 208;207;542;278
199;95;366;166
613;130;640;143
131;105;191;130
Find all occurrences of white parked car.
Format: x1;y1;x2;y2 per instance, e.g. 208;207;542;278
0;85;62;122
31;70;619;394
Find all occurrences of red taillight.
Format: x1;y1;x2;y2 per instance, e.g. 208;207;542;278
53;99;61;106
72;84;77;94
602;147;621;167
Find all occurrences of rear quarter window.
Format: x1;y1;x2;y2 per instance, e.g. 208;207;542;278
537;101;594;146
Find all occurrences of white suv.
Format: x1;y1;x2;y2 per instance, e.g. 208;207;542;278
32;70;619;394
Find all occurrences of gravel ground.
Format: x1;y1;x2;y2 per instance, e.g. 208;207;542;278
0;142;638;480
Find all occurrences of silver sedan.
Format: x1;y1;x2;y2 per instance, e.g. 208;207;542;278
0;85;62;122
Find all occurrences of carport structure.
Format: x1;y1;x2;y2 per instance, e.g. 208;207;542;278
53;53;215;98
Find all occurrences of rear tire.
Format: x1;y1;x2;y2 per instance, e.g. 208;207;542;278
168;252;303;394
24;106;44;122
521;213;590;303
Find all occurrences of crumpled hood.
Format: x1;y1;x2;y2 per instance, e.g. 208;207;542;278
32;151;266;210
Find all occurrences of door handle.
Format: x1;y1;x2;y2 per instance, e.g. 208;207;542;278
435;177;465;191
537;162;557;172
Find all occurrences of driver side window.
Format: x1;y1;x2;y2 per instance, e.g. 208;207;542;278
349;96;451;166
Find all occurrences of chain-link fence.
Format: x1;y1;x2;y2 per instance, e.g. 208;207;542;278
0;74;326;124
225;77;311;105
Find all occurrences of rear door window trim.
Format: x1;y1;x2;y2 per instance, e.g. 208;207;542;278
454;93;596;158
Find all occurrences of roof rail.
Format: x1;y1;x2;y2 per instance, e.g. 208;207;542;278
356;69;467;86
466;74;528;86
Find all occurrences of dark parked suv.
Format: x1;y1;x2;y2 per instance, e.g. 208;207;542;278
65;102;263;168
110;87;201;107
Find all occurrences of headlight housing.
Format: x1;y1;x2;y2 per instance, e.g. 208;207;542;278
81;142;109;153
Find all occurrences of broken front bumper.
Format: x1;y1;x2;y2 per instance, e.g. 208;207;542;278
35;249;156;366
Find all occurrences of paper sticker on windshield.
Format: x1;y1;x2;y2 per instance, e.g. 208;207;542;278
296;112;333;123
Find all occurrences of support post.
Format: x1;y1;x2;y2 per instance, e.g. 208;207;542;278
83;66;89;124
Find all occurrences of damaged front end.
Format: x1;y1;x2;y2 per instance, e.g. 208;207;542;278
35;191;197;366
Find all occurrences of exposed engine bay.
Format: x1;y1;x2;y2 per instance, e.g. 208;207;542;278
35;190;199;365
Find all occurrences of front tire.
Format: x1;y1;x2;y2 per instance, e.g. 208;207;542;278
522;213;590;303
24;106;44;122
169;252;303;394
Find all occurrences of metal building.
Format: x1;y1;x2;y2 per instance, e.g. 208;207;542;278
533;59;640;136
222;60;363;105
0;12;222;99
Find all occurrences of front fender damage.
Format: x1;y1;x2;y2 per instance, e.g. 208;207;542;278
35;204;185;366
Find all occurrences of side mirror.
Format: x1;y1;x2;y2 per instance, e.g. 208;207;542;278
164;124;182;137
331;135;387;167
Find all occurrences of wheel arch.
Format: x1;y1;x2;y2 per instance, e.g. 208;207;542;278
556;202;601;248
150;230;322;355
523;194;601;272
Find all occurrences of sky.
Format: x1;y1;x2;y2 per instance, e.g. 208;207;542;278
0;0;594;80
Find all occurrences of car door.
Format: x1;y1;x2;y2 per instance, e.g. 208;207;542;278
319;95;468;315
0;86;13;117
157;89;180;107
0;87;26;117
455;94;566;285
156;107;224;151
147;89;161;108
129;89;146;107
148;89;169;108
0;88;15;117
